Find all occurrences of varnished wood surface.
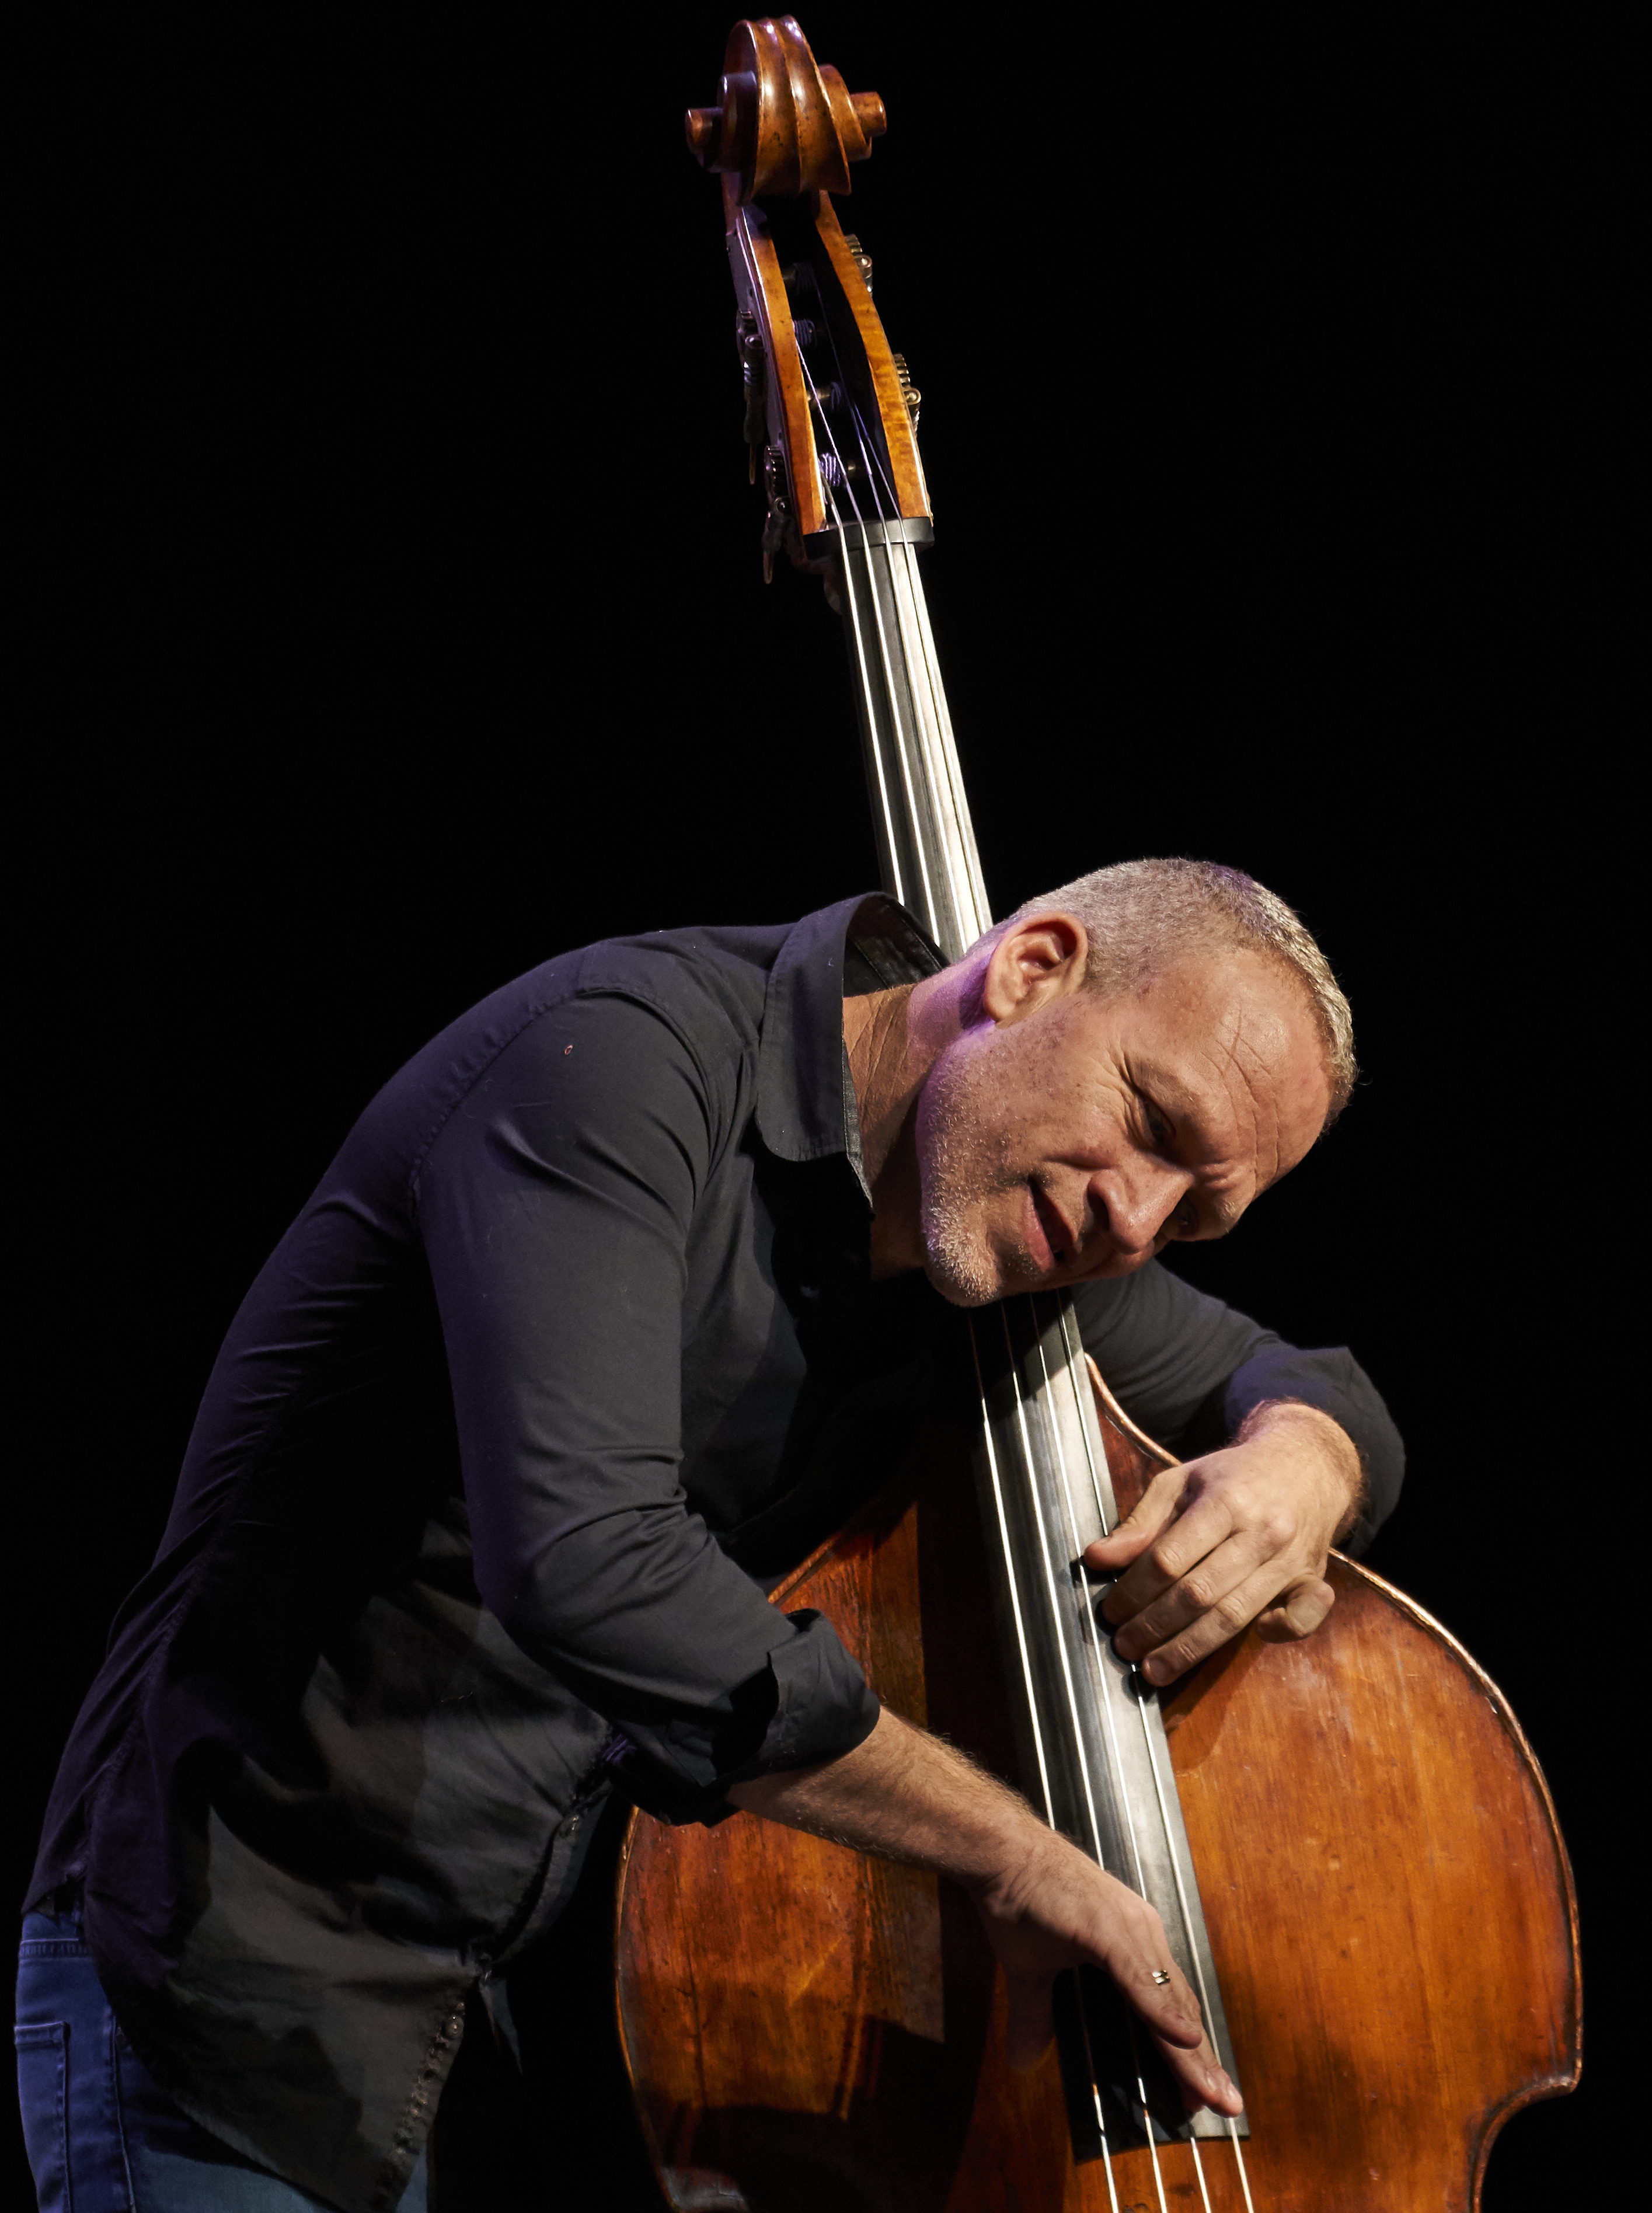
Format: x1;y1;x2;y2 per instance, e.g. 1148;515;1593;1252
688;17;884;203
726;194;825;539
693;19;926;553
811;194;931;522
615;1389;1578;2211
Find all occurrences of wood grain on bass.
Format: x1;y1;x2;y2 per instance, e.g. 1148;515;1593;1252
616;1379;1578;2212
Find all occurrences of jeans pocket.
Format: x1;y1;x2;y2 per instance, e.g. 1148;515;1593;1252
15;2020;69;2212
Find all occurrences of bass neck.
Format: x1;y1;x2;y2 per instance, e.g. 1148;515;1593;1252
809;517;990;966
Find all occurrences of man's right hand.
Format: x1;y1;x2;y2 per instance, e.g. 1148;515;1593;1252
967;1822;1240;2109
729;1707;1242;2117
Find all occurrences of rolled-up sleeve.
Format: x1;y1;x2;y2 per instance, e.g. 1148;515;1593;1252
413;991;879;1821
1069;1260;1404;1553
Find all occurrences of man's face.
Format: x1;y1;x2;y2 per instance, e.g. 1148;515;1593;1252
913;949;1333;1306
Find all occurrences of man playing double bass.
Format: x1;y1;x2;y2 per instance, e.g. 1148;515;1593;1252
18;859;1400;2210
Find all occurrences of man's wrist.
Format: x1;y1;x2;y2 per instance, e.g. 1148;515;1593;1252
1235;1397;1367;1541
957;1808;1065;1912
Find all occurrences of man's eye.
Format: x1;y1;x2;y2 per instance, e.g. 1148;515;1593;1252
1145;1106;1170;1144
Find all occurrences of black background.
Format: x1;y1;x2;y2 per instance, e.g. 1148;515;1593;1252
14;8;1624;2204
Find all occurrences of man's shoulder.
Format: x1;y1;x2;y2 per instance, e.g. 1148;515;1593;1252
420;919;799;1078
348;905;865;1194
370;922;799;1166
570;920;794;1045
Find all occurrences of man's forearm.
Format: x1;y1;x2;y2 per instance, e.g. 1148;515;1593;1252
727;1706;1241;2111
727;1706;1036;1892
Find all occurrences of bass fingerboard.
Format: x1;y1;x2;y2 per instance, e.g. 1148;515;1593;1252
825;514;1247;2151
734;180;1251;2157
829;518;990;963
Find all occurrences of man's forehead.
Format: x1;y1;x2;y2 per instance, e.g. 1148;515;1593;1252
1122;947;1308;1029
1115;958;1323;1089
1125;1012;1326;1187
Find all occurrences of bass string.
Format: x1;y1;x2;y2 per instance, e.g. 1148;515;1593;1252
999;1299;1152;2202
806;324;1129;2209
890;536;993;942
1190;2137;1214;2213
1031;1307;1170;2211
999;1305;1111;1864
964;1320;1058;1822
806;266;901;522
1060;1306;1259;2212
799;336;947;941
967;1322;1128;2199
801;348;912;916
845;373;902;518
1135;1671;1255;2211
966;1305;1121;2200
807;312;1217;2209
811;270;987;952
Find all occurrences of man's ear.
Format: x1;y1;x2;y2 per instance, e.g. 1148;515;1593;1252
980;914;1089;1025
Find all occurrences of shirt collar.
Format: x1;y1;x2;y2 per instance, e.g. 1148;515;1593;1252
755;893;946;1190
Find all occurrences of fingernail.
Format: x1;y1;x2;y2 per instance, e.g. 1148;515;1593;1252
1141;1657;1164;1684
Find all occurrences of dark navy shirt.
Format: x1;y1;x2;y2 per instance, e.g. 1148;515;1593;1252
29;893;1403;2211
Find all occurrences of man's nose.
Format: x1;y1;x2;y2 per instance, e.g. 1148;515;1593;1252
1093;1165;1191;1257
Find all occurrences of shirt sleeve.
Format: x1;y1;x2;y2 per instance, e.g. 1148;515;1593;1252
1067;1260;1404;1554
413;990;880;1822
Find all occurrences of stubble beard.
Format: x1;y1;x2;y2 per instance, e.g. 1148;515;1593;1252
915;1031;1040;1308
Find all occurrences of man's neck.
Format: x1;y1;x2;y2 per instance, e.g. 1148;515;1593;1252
842;975;954;1278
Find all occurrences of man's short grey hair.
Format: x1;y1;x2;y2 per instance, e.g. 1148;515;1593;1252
1000;858;1357;1123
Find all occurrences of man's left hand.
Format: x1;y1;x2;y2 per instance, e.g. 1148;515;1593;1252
1084;1401;1364;1686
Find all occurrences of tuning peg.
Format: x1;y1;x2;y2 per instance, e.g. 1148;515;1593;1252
761;447;793;583
685;107;723;162
736;309;766;469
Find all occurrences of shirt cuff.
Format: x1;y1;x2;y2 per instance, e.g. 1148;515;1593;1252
598;1608;882;1827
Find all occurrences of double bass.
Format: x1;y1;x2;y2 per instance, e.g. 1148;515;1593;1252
614;22;1580;2207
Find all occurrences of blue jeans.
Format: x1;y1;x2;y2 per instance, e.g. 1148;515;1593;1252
15;1909;427;2212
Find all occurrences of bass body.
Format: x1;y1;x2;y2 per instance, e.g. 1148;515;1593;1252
615;1377;1578;2210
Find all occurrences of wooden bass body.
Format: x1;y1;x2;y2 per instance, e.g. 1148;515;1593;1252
615;1383;1579;2212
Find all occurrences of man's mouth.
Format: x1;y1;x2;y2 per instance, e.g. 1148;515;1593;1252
1029;1185;1075;1271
